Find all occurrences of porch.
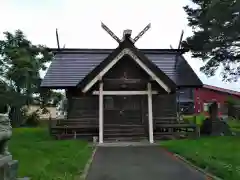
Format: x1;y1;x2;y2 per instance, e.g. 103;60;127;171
50;118;198;142
49;88;198;142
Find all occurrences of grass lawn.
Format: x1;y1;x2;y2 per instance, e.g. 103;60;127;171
161;136;240;180
9;128;93;180
228;120;240;132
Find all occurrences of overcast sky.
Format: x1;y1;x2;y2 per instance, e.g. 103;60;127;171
0;0;239;91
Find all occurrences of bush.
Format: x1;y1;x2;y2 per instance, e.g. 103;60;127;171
183;113;206;126
228;118;240;129
195;113;206;126
183;115;195;124
24;110;40;127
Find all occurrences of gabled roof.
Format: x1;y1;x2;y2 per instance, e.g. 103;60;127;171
41;46;202;89
79;39;176;93
203;85;240;97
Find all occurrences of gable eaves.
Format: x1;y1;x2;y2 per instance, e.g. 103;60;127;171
82;48;171;93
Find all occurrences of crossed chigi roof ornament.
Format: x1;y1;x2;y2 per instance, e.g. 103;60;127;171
55;22;184;50
101;22;151;44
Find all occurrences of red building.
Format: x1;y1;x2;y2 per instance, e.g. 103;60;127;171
194;85;240;116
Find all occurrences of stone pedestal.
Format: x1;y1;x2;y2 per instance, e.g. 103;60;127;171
0;155;19;180
0;109;26;179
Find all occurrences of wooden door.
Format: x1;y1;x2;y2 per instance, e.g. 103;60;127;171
104;95;143;125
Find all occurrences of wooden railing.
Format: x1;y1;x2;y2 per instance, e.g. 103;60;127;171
49;115;199;140
49;117;98;140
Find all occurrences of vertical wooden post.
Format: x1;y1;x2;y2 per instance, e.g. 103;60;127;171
49;115;52;136
99;81;104;144
147;83;154;143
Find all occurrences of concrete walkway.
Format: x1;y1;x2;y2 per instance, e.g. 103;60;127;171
86;146;206;180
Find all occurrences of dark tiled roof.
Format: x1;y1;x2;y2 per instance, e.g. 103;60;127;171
42;53;108;87
41;49;202;88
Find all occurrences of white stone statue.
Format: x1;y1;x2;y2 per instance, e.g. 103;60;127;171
0;105;12;156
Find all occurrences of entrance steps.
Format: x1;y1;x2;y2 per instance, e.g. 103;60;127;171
97;141;158;147
104;124;147;142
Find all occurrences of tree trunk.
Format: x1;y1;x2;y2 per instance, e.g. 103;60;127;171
9;106;24;127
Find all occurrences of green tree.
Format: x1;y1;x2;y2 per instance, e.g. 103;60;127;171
182;0;240;81
0;79;26;107
34;89;64;106
0;30;52;126
51;91;64;106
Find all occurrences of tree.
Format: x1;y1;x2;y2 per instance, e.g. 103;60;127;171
51;91;64;106
34;89;64;106
182;0;240;81
0;79;26;107
0;30;52;126
225;96;240;119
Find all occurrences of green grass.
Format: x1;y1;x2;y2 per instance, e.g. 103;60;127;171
161;136;240;180
9;128;93;180
228;119;240;132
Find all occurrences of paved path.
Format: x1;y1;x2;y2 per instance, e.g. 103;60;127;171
86;146;206;180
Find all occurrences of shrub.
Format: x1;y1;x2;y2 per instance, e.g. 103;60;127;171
228;118;240;129
183;113;206;126
195;113;206;126
183;115;195;124
24;110;40;127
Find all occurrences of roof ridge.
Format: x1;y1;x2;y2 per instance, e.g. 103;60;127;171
203;84;240;95
48;48;188;54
